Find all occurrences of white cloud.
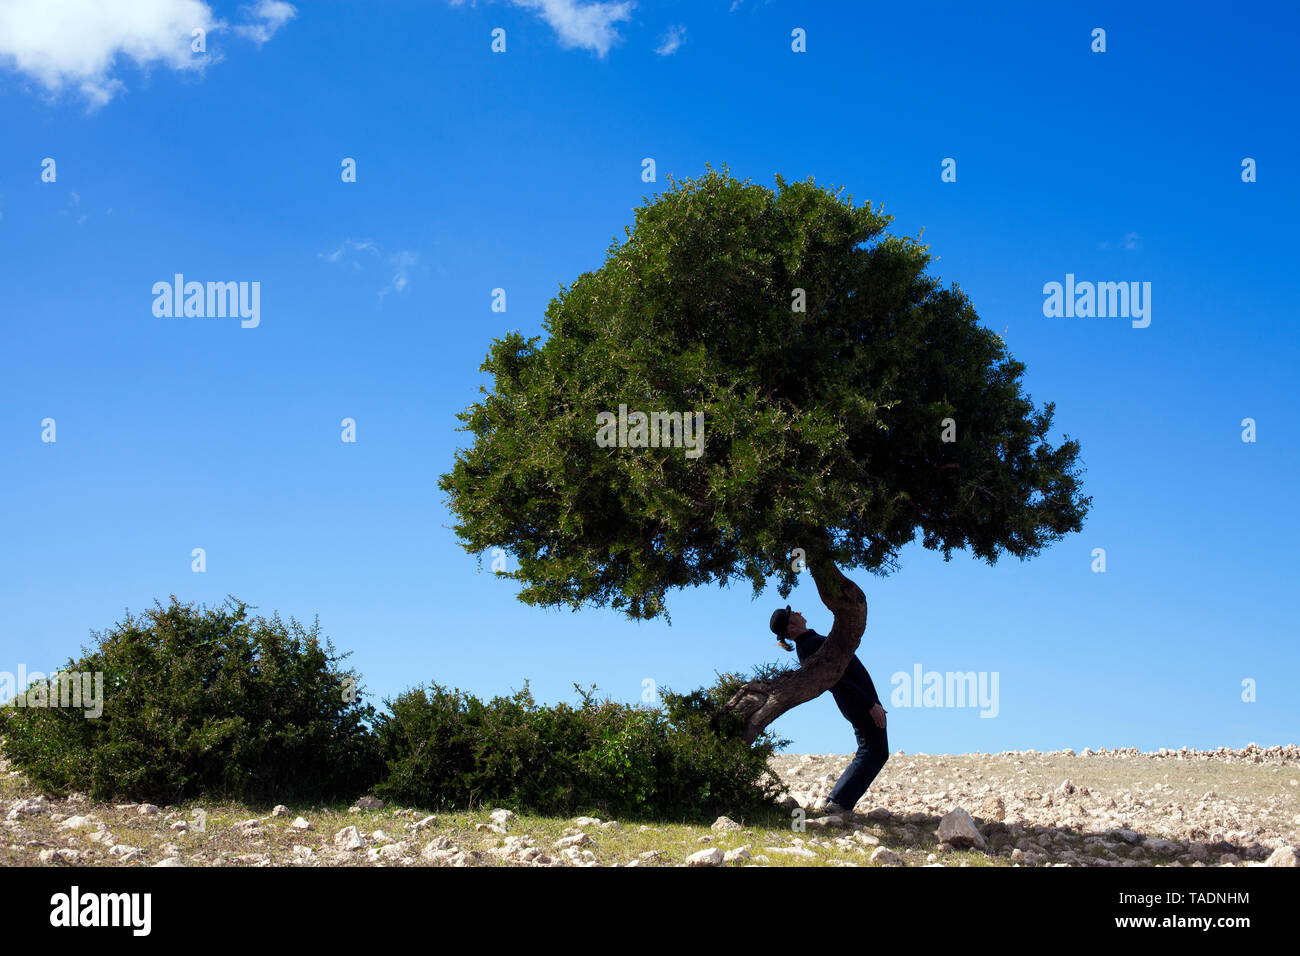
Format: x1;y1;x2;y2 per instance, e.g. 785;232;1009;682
655;24;685;56
321;240;417;296
454;0;633;57
234;1;297;45
320;239;380;266
1097;232;1143;252
381;250;418;296
0;0;292;107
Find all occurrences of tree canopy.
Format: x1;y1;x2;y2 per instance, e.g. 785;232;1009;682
440;167;1090;624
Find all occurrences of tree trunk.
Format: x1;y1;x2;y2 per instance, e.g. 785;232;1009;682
722;551;868;744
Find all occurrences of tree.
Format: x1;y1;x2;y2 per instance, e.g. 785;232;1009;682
439;167;1090;744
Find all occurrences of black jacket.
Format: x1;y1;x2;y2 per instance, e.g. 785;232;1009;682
793;629;882;728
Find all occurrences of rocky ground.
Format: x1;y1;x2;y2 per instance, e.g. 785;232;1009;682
3;745;1298;867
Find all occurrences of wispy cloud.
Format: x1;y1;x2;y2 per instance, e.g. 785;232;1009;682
234;1;297;46
320;240;418;297
320;239;380;267
1098;231;1142;251
655;24;685;56
382;250;417;297
453;0;634;57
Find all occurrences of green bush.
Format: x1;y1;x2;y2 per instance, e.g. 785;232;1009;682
1;597;795;821
372;670;790;822
0;597;383;805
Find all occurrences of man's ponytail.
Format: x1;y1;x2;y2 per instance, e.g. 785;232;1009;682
776;636;794;652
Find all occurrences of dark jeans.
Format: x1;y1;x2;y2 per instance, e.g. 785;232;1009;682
828;719;889;811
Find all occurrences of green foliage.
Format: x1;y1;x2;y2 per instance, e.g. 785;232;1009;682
441;166;1091;620
372;672;790;821
0;597;383;805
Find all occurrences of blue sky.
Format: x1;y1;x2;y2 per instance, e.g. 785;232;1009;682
1;0;1296;756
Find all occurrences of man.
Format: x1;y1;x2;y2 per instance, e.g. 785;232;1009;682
770;604;889;816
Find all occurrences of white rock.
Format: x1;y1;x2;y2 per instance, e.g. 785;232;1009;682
870;846;903;865
765;845;817;859
352;796;383;811
58;815;94;830
7;797;48;820
554;833;591;849
489;809;515;826
333;825;364;850
686;848;724;867
1263;846;1299;867
137;804;161;816
290;817;313;830
711;815;743;831
723;845;752;863
572;816;601;826
411;815;437;830
937;808;986;850
271;805;290;817
153;857;186;867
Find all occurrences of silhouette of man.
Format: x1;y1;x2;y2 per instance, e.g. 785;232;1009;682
770;604;889;815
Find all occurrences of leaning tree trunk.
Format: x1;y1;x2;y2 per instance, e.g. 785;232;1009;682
723;549;868;744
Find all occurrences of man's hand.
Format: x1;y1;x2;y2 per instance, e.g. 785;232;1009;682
869;702;887;729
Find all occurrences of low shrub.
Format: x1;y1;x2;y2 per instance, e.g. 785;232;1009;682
0;596;383;805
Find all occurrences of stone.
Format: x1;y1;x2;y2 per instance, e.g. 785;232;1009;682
411;815;437;830
290;817;313;830
1143;837;1180;854
352;796;383;811
937;808;986;850
333;825;364;850
724;845;752;863
686;848;724;867
489;809;515;826
137;804;161;816
870;846;903;865
1263;846;1299;867
7;798;48;821
765;845;817;859
271;805;290;817
572;816;601;826
711;815;743;831
554;833;591;849
58;815;94;830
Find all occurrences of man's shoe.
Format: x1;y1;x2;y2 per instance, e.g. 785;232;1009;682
823;801;853;816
